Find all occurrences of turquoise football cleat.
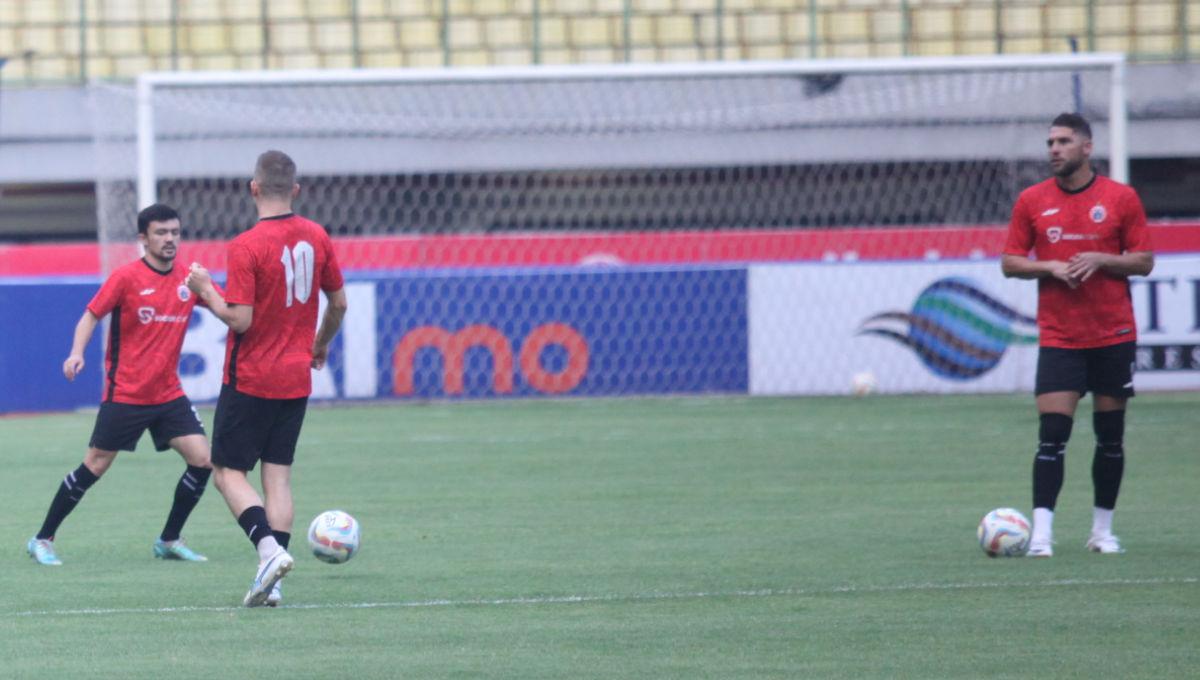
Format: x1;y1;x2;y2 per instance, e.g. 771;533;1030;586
154;538;208;562
27;537;63;566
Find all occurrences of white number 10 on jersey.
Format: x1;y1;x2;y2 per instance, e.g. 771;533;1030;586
281;241;315;307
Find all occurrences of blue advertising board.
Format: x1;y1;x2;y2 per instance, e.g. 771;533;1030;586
0;280;104;412
0;266;749;413
376;267;748;399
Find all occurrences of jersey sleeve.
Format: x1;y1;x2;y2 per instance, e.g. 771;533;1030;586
86;269;126;318
224;242;257;306
1119;188;1153;253
320;233;345;293
1002;192;1035;256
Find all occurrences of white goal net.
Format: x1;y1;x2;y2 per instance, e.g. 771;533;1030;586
89;55;1128;399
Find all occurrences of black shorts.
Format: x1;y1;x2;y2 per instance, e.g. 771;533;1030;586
1035;341;1137;398
89;396;206;453
211;384;308;472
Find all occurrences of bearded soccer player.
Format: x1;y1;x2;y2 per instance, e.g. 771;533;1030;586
27;204;213;566
187;150;347;607
1002;112;1154;558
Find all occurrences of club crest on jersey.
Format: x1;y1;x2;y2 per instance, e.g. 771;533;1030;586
138;306;155;324
177;284;191;302
1046;227;1063;244
1090;205;1107;223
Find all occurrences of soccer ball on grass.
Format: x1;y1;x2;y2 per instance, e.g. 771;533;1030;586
977;507;1030;558
307;510;361;564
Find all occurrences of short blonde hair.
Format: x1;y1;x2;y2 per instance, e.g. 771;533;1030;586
254;150;297;199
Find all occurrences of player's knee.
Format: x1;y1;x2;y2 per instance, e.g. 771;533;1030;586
173;435;212;469
1037;412;1073;458
83;449;117;477
1039;412;1073;443
1099;410;1123;453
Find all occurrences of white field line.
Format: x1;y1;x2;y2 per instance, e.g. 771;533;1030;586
12;576;1196;618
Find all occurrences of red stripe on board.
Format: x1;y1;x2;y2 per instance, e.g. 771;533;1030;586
3;224;1198;277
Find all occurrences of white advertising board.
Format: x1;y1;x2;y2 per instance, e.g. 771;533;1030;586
749;255;1200;396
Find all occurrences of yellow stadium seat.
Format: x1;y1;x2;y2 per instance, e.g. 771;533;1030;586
141;25;173;56
100;25;144;56
399;19;441;49
113;55;158;78
361;50;405;67
270;22;312;51
306;0;353;19
266;0;308;21
911;7;954;40
33;56;75;81
452;48;491;65
569;16;611;48
538;16;568;47
231;23;264;55
492;47;533;66
740;13;780;45
828;9;869;43
314;20;353;52
21;26;63;54
657;15;698;46
484;16;526;48
545;0;592;14
277;52;321;69
358;20;399;50
178;0;223;21
185;24;230;54
405;49;445;67
960;6;996;38
473;0;517;16
448;17;482;48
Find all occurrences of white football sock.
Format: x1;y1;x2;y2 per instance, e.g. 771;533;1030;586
1031;507;1054;544
256;536;281;562
1091;507;1114;537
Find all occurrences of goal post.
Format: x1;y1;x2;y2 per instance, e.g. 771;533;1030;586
89;53;1134;399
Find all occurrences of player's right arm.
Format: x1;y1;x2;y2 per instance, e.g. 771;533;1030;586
186;262;253;333
63;310;100;381
312;287;348;370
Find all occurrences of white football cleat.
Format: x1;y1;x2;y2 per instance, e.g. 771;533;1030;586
243;548;294;607
1026;539;1053;558
266;581;282;607
1086;533;1125;554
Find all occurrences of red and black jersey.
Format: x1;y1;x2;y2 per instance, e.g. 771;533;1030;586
87;259;203;405
221;213;345;400
1004;174;1152;349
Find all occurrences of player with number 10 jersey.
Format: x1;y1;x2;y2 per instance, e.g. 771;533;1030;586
221;213;344;399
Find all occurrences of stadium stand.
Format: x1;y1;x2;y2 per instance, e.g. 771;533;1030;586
0;1;1196;83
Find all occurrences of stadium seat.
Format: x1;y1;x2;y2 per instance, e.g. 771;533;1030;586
484;17;526;49
399;19;441;49
0;0;1192;85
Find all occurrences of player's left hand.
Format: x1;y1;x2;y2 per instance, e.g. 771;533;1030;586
312;342;329;369
1066;252;1110;283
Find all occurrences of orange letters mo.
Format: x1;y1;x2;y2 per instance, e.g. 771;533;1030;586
393;323;588;395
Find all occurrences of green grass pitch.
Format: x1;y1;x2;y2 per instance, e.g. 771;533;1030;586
1;393;1197;678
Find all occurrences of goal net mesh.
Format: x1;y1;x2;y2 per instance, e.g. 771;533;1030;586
89;61;1117;398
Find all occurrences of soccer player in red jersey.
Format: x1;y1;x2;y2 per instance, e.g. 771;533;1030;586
1002;113;1154;557
27;204;213;566
186;150;347;607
